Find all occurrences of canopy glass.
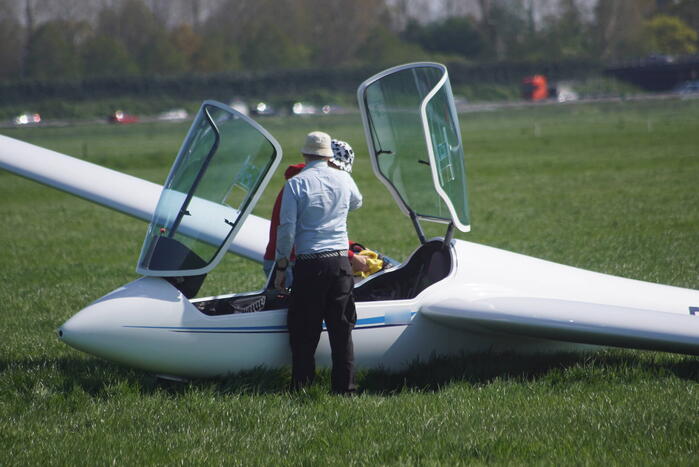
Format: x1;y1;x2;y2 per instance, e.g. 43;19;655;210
137;101;282;277
357;63;470;232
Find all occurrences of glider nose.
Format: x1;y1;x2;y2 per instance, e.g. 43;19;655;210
58;299;113;353
57;276;184;358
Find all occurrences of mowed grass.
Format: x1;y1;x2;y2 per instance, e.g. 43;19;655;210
1;98;699;465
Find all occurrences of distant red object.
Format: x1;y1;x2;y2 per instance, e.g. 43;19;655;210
522;75;548;101
109;110;139;124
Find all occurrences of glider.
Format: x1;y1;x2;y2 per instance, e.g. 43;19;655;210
1;63;698;380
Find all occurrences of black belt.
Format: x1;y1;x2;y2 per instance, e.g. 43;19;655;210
296;250;347;261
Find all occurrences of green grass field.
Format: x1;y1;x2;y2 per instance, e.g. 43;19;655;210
1;98;699;465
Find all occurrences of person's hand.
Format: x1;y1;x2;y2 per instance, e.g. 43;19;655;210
274;269;286;289
350;253;370;273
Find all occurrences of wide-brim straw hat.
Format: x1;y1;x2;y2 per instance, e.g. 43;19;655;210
301;131;333;158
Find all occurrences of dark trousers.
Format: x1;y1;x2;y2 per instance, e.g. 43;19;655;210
287;255;356;393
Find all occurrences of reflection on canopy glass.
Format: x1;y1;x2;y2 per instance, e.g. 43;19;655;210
138;102;278;275
361;64;470;230
424;78;469;228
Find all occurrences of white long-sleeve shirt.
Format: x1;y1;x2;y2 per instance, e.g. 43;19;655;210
276;158;362;259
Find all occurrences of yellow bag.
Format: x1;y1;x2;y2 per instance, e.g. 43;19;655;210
354;250;384;278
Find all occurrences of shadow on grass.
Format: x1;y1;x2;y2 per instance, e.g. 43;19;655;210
0;355;291;397
359;350;699;395
0;356;142;397
3;349;699;398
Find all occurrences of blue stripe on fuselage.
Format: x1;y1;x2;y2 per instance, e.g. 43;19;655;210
124;313;414;334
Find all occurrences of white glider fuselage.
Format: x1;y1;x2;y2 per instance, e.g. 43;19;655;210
58;238;699;379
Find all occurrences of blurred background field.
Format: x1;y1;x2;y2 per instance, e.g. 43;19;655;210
2;0;699;125
1;98;698;464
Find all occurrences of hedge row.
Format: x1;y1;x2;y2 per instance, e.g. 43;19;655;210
0;60;604;104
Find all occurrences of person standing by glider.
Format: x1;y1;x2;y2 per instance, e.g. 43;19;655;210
263;141;368;287
274;131;363;393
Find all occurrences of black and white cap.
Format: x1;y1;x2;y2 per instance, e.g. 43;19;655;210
330;139;355;173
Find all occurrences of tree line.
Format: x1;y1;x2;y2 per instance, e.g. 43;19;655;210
0;0;697;83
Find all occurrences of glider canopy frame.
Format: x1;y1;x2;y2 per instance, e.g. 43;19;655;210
137;100;282;278
357;62;471;242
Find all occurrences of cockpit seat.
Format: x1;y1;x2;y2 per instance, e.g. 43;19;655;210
354;240;452;302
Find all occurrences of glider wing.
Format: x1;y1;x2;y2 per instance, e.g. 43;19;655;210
0;134;270;262
422;295;699;355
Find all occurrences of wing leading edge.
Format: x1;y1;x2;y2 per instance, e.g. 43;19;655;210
422;296;699;356
0;134;269;262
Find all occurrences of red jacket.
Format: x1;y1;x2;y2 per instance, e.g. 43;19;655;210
263;163;358;261
264;163;305;261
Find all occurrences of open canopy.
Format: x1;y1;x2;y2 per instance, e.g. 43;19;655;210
357;62;470;233
137;101;282;277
